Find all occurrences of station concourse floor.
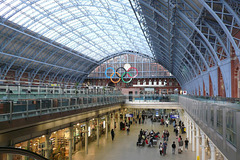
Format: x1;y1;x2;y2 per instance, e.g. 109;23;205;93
73;119;196;160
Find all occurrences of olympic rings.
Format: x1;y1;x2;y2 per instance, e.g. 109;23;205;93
127;67;138;78
121;72;132;83
105;67;115;78
105;66;138;83
116;67;127;78
110;72;121;83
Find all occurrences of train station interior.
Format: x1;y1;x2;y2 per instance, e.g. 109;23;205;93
0;0;239;160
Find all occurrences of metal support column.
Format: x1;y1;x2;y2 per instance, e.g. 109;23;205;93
96;118;99;146
192;123;195;151
85;121;89;154
209;141;215;160
200;130;206;160
44;133;51;159
105;115;108;139
69;126;73;160
196;126;200;160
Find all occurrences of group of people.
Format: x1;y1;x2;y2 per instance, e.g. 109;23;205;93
137;129;160;147
159;134;189;156
174;120;185;136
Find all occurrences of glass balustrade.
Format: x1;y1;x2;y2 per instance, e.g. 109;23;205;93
0;94;125;122
179;95;240;147
126;94;179;102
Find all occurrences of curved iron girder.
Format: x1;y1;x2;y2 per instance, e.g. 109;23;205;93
194;35;216;67
17;43;58;81
175;40;202;74
136;0;204;78
137;24;196;81
0;23;97;64
177;28;209;70
173;53;194;81
173;64;191;83
173;53;194;79
1;35;40;80
175;47;198;77
0;51;87;75
55;58;93;84
177;10;219;64
198;0;240;58
138;0;174;25
30;48;73;82
201;20;230;58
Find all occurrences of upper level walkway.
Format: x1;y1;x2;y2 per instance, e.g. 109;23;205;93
179;95;240;160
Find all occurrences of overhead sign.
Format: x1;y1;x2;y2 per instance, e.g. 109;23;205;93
170;115;179;119
126;114;133;117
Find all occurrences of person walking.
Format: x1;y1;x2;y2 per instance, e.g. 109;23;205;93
163;141;167;156
172;141;176;154
159;142;163;156
126;126;130;135
111;129;115;141
185;138;189;150
166;130;169;141
179;137;184;153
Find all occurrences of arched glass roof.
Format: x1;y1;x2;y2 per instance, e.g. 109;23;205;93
0;0;152;60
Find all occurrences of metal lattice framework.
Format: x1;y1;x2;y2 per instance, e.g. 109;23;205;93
130;0;240;97
0;0;239;97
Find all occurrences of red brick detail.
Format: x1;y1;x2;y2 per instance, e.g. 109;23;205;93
209;75;213;96
203;81;206;96
218;67;226;97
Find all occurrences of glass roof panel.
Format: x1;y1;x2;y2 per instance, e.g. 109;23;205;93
0;0;152;60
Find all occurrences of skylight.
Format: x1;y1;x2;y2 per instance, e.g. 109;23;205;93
0;0;153;60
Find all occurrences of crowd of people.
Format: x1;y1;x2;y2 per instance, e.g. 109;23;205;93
136;118;189;157
137;129;160;147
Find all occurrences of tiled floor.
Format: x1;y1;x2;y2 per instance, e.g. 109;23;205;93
73;119;196;160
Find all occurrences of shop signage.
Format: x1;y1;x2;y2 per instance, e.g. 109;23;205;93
126;114;133;117
170;115;179;119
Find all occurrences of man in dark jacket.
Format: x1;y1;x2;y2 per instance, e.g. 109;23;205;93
111;129;115;141
172;141;176;154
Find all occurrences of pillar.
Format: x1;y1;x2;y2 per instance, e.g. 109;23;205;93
44;133;51;159
85;121;89;154
186;116;189;138
196;126;200;160
189;121;192;143
192;123;195;151
7;154;12;160
105;115;108;139
113;112;115;130
209;141;215;160
123;110;125;122
200;131;206;160
69;127;73;160
118;111;120;129
25;140;30;160
7;140;13;160
96;118;99;146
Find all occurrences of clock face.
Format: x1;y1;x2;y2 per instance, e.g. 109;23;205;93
124;63;131;70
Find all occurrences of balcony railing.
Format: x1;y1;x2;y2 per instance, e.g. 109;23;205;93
0;94;125;122
126;94;179;102
179;95;240;152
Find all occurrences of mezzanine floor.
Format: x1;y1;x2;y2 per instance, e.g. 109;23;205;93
73;118;198;160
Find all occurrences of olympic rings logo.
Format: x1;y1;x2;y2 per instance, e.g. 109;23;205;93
105;67;138;83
